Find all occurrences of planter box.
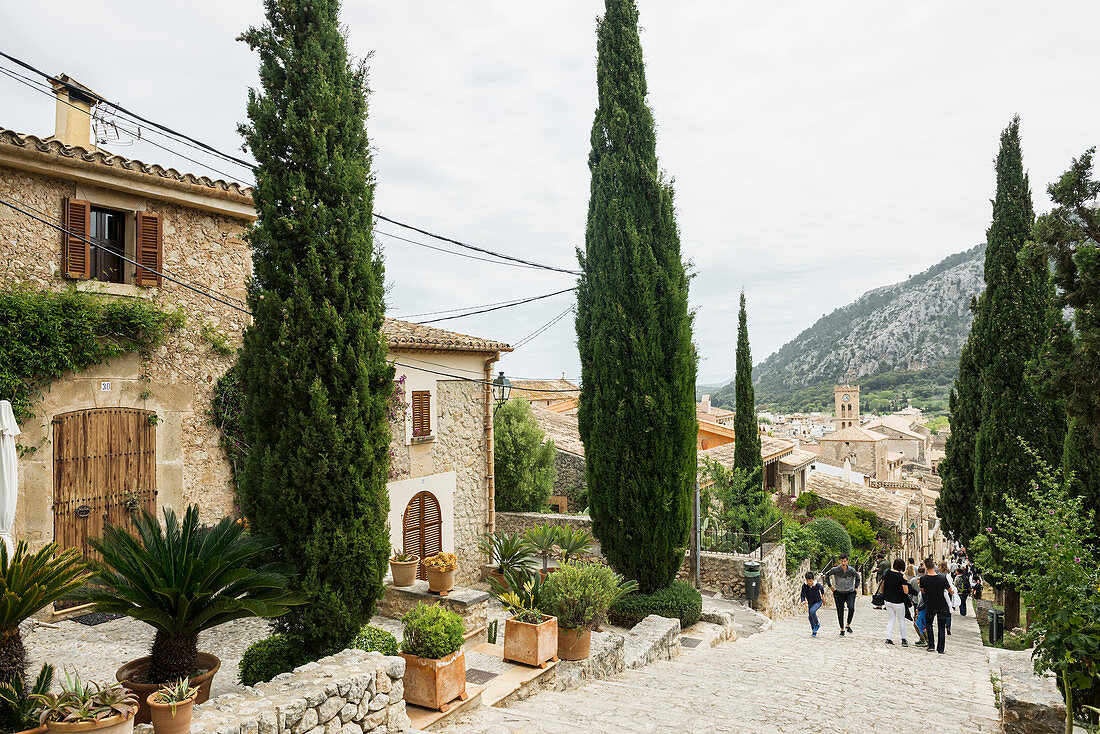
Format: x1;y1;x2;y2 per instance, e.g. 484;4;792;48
400;649;467;712
504;615;558;668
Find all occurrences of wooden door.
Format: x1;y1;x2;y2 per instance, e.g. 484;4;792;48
53;408;157;560
402;491;442;580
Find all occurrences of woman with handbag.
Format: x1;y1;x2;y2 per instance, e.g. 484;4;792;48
879;558;911;646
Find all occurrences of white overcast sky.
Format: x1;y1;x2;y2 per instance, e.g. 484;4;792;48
5;2;1099;384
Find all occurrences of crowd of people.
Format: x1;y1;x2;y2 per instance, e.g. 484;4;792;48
799;542;984;655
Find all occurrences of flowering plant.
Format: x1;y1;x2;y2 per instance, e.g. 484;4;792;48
422;552;458;572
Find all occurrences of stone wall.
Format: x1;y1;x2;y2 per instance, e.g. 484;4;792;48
183;649;410;734
998;654;1066;734
552;451;586;510
495;511;593;537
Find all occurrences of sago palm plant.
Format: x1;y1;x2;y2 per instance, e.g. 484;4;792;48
81;506;301;684
0;542;90;683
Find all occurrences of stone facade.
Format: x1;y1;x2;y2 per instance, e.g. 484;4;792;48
495;511;593;538
552;451;586;510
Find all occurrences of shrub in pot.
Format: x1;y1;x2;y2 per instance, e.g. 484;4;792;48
479;532;535;589
490;568;557;668
80;506;301;722
556;526;595;564
33;674;139;734
146;678;198;734
421;553;458;594
0;663;54;734
521;525;561;576
389;548;419;587
540;562;637;660
400;604;466;712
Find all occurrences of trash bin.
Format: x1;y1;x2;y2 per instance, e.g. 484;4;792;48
989;609;1004;644
744;560;761;602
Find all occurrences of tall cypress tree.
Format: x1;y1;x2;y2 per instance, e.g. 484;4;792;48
937;317;982;545
974;117;1066;629
1063;417;1100;543
236;0;392;652
576;0;696;594
733;292;761;483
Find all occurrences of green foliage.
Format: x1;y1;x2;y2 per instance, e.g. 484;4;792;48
781;517;820;574
350;625;398;656
0;542;90;683
82;505;301;684
845;519;876;548
924;416;949;433
939;332;983;545
479;531;536;575
556;525;596;564
33;674;138;724
808;518;852;559
0;663;53;732
540;562;637;631
236;0;394;655
239;634;304;686
811;505;877;527
575;0;696;594
493;399;556;512
733;292;762;478
400;604;463;660
0;286;183;426
200;322;235;356
489;567;548;622
1063;417;1100;545
699;458;780;537
794;491;822;512
608;580;702;629
521;525;563;573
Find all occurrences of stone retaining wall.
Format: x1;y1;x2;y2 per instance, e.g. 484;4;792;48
998;655;1066;734
495;511;593;537
377;582;488;635
184;649;410;734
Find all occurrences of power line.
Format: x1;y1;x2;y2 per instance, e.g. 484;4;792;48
375;229;550;272
396;294;556;319
513;305;574;348
419;288;574;324
390;360;581;391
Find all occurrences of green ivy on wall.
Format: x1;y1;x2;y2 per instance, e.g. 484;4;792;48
0;286;184;427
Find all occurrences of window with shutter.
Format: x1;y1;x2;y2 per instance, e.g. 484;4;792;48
134;211;162;286
411;391;431;437
62;198;91;279
402;491;443;580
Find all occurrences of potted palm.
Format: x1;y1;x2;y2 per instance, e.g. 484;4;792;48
0;542;89;684
80;506;300;723
389;548;419;588
540;562;637;660
521;525;562;577
146;679;198;734
0;664;54;734
556;526;595;564
478;532;535;589
421;553;458;594
399;604;467;712
490;568;557;668
33;675;138;734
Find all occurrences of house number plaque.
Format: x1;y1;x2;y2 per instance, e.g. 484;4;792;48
75;505;92;518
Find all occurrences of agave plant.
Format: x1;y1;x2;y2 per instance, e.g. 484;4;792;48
556;526;596;564
522;525;563;573
33;673;138;724
0;663;53;731
0;542;90;683
488;566;546;621
478;532;534;575
151;678;198;716
80;506;302;684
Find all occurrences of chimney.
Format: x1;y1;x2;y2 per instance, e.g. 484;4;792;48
701;394;711;413
843;458;851;484
50;75;99;149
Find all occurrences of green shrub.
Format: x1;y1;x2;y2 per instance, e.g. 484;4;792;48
540;562;637;631
239;634;310;686
782;519;819;574
845;519;877;547
401;604;464;659
350;625;398;656
794;491;821;512
808;518;852;559
812;505;878;528
608;580;702;629
494;398;556;511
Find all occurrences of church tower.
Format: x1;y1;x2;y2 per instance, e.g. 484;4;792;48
834;385;860;430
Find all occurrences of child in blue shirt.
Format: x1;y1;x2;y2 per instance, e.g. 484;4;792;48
800;572;826;637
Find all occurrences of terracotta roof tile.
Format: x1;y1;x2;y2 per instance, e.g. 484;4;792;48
821;425;889;442
511;379;580;401
531;406;583;456
383;318;511;353
806;472;912;526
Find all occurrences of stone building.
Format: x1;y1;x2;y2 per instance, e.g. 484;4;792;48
863;414;932;466
697;395;735;426
509;378;579;413
530;405;586;510
814;424;895;480
833;384;860;430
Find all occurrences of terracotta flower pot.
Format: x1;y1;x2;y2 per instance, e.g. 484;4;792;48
146;694;194;734
389;558;419;587
116;653;220;724
489;568;511;591
14;725;47;734
503;615;558;668
44;711;135;734
557;627;592;661
400;649;467;712
425;566;455;593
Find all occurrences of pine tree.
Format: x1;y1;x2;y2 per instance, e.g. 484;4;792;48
936;320;982;545
974;117;1066;630
576;0;697;594
236;0;392;653
733;292;762;484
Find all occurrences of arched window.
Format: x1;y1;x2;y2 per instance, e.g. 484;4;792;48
403;491;443;580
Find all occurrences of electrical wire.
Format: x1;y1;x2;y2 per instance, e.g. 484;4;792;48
418;288;574;324
512;305;574;348
374;229;550;272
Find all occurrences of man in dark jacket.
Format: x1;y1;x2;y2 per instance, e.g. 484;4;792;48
919;558;950;653
824;555;861;636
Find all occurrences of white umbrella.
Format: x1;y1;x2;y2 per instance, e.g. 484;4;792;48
0;400;20;555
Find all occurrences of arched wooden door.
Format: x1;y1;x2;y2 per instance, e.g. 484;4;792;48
402;491;442;580
53;408;157;560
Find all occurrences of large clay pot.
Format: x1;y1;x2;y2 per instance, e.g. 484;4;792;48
389;558;419;587
14;725;47;734
504;615;558;668
489;568;511;591
426;567;455;593
116;653;220;725
146;694;194;734
400;649;467;712
557;627;591;661
44;712;135;734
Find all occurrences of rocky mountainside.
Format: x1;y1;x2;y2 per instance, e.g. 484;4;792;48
713;244;986;412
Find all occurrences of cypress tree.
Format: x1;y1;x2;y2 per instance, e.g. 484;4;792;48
576;0;697;594
733;292;762;483
236;0;392;653
974;117;1066;629
1063;417;1100;543
937;325;982;545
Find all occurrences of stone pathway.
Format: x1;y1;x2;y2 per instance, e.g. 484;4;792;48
436;597;1002;733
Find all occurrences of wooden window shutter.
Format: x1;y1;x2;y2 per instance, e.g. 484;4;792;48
411;391;431;437
134;211;162;286
62;198;91;279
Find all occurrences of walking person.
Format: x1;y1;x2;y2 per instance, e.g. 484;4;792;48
939;561;959;635
825;554;862;636
955;568;971;616
920;558;951;653
879;558;910;646
800;572;826;637
911;565;926;643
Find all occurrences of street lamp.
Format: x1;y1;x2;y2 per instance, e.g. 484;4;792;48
493;371;512;408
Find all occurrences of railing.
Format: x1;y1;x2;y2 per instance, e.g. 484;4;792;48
701;520;783;560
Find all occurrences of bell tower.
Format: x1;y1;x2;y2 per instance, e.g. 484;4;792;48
834;385;860;430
